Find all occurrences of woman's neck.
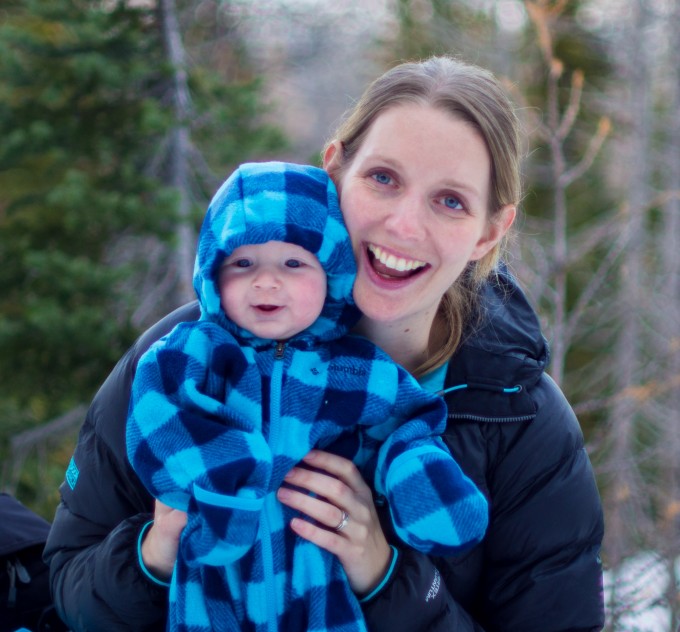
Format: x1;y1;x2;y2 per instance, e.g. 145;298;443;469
352;315;433;374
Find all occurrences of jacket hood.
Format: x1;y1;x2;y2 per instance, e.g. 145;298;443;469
444;266;550;421
193;161;359;346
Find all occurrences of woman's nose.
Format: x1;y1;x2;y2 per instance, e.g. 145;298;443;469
384;194;427;241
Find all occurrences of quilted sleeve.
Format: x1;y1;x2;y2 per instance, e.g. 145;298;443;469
126;320;272;566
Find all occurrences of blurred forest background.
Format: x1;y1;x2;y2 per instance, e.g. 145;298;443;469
0;0;678;628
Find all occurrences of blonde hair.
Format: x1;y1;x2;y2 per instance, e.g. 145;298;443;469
324;56;522;375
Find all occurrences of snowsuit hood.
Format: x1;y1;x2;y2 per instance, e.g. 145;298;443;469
193;161;359;346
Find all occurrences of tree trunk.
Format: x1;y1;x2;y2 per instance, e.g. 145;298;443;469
658;1;680;626
159;0;195;304
604;0;653;625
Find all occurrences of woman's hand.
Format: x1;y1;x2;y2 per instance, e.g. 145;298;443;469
276;450;392;595
140;500;187;582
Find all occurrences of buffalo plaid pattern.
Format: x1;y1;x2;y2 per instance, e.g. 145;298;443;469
127;162;488;632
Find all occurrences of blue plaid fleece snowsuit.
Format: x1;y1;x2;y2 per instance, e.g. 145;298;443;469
127;162;489;632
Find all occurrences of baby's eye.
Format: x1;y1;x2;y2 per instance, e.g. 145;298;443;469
285;259;302;268
234;258;252;268
371;172;392;185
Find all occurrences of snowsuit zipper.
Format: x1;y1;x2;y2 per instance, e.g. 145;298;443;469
263;341;286;632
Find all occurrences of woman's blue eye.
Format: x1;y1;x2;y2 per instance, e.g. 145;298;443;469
372;172;392;185
443;195;463;210
285;259;302;268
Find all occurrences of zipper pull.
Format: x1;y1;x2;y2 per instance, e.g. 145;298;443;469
6;559;16;608
275;341;285;359
14;557;31;584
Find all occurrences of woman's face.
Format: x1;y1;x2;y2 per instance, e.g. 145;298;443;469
325;103;514;334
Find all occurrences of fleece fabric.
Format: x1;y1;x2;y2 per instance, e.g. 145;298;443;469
126;162;488;632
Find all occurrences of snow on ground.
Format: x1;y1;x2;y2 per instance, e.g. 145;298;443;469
604;551;676;631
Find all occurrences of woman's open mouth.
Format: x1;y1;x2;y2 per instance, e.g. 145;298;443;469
367;243;428;279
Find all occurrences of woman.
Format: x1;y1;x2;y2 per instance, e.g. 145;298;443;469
44;56;604;631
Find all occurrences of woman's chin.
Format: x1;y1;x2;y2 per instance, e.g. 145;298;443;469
353;289;413;327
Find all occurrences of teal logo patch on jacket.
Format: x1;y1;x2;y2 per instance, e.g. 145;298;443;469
65;456;79;490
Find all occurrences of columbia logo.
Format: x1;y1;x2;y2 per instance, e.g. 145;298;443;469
328;365;367;377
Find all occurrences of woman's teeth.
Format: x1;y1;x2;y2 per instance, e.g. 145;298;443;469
368;244;426;272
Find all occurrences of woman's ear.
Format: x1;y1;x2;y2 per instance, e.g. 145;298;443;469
322;140;343;177
470;204;516;261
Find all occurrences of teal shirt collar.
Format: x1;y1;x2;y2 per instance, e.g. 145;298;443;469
418;361;449;395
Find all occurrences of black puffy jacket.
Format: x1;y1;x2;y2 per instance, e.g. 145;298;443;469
44;270;604;631
361;272;605;631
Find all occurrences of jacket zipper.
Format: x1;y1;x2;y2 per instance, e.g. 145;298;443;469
448;413;536;423
263;341;285;632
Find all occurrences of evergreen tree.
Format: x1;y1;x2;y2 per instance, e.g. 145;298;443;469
0;0;173;417
0;0;286;513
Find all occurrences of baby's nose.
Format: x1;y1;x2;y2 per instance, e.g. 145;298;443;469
253;269;280;289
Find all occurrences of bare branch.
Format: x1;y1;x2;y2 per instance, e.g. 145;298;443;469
565;211;623;265
524;1;553;65
573;373;680;417
559;116;611;188
564;229;628;342
557;69;583;141
10;405;87;453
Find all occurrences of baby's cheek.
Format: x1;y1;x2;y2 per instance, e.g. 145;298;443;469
300;293;326;326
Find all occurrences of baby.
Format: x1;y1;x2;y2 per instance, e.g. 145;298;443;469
127;161;488;632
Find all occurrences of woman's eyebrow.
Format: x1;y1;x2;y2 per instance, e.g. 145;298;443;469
359;152;402;168
440;180;483;198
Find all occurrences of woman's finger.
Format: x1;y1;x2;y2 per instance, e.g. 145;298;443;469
283;451;374;511
277;449;392;594
278;488;388;595
283;465;353;508
301;450;370;494
282;463;376;531
276;485;349;532
286;508;391;595
288;514;353;557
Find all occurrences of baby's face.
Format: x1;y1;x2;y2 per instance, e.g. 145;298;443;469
218;241;327;340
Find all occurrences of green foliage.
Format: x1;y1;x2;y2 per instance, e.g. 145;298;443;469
188;69;287;197
177;0;287;197
5;429;80;521
0;0;172;420
0;0;287;514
